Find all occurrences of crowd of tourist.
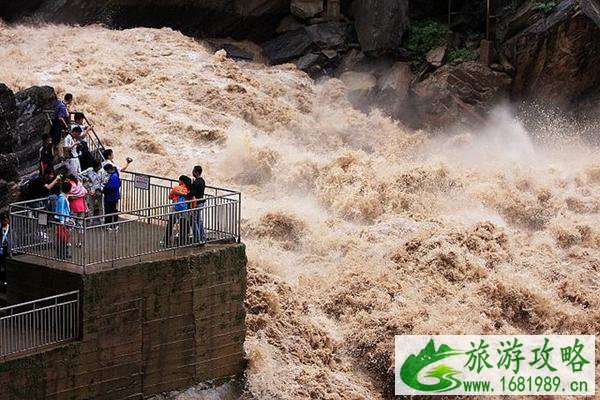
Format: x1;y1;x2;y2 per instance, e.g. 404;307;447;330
0;91;208;270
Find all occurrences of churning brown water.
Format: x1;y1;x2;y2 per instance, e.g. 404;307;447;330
1;23;599;399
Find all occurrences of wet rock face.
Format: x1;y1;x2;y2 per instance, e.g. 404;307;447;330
0;84;17;154
501;0;600;104
263;21;351;66
352;0;409;55
413;61;512;129
14;86;56;169
2;0;291;40
0;83;45;213
0;84;55;176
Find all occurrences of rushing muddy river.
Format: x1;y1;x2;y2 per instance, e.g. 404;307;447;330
1;23;598;399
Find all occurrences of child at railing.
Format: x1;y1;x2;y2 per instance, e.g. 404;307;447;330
54;181;72;260
163;175;192;247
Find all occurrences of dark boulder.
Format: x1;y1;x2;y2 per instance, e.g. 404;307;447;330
234;0;289;16
305;21;348;49
375;62;414;122
290;0;323;19
295;52;322;70
413;61;512;128
263;21;350;64
501;0;600;104
14;86;56;170
0;154;19;183
0;84;17;154
0;155;19;213
217;43;254;60
352;0;409;55
276;15;305;32
262;28;314;64
334;49;368;75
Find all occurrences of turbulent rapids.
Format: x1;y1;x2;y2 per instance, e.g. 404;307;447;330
1;23;599;399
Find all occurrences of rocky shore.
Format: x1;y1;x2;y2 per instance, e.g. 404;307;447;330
2;1;600;130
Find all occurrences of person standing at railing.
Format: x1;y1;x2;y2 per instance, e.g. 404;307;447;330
190;165;206;242
0;214;10;291
67;175;87;247
54;181;72;259
102;149;132;174
163;176;192;247
80;160;105;225
21;170;62;209
39;133;54;175
71;112;93;138
71;112;95;170
103;164;122;230
64;126;83;176
51;93;73;149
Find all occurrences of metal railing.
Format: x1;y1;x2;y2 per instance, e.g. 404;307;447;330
70;111;106;162
0;291;80;359
8;171;241;271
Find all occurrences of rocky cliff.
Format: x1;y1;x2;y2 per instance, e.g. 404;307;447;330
0;84;55;213
500;0;600;106
2;0;600;129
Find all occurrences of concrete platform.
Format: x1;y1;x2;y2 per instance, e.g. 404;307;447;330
11;216;235;274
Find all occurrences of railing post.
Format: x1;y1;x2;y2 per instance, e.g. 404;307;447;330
82;216;87;274
8;205;14;258
237;193;242;243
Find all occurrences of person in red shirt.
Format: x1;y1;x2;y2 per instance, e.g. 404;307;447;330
163;176;192;247
67;175;87;246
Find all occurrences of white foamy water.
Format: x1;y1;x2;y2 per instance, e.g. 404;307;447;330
1;23;599;399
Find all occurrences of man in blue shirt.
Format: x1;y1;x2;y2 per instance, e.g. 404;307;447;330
51;93;73;146
103;164;121;229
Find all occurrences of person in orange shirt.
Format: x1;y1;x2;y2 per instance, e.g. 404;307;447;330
163;176;192;247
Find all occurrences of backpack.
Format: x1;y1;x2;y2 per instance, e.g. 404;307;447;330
174;195;188;212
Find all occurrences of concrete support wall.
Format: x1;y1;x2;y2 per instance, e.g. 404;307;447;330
0;244;247;399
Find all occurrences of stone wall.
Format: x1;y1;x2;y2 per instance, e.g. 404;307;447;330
0;243;247;399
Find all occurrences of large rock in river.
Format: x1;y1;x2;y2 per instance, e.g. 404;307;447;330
352;0;409;55
501;0;600;104
413;61;512;129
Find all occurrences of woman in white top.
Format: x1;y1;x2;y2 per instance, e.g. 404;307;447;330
64;126;83;175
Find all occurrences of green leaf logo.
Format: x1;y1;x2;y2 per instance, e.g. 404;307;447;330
400;339;464;392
